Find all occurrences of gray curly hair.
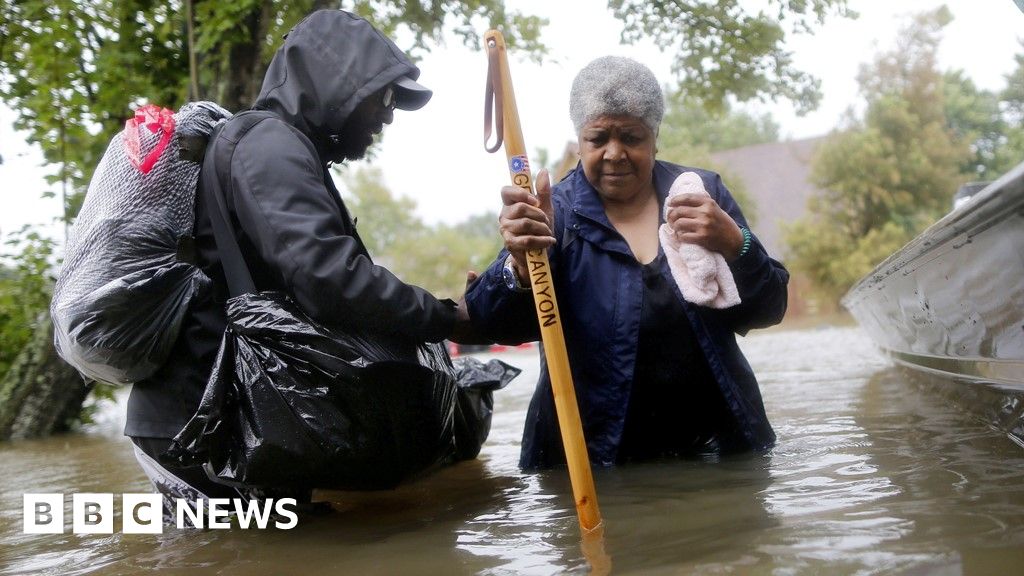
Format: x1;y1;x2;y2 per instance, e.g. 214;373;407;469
569;56;664;134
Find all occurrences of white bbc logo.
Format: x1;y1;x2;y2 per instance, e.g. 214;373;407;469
122;494;164;534
22;494;63;534
24;493;163;534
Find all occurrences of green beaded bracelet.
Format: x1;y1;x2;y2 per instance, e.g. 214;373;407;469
738;227;752;257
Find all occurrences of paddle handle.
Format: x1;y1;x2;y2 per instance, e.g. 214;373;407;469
484;30;602;533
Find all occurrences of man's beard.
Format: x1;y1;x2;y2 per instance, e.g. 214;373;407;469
324;131;374;163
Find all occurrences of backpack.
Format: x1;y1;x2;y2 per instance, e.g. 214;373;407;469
51;101;232;385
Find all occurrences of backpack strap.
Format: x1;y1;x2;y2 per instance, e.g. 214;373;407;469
201;110;277;298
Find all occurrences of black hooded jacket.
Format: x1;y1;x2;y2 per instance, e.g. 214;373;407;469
126;10;455;439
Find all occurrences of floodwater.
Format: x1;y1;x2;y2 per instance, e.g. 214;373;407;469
3;326;1024;575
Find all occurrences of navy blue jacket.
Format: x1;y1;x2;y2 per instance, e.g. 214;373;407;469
465;160;789;469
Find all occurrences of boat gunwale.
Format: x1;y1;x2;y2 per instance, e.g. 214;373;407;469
841;162;1024;309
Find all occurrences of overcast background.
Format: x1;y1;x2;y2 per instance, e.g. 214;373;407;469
1;0;1022;243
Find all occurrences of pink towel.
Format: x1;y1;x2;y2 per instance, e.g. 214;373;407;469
658;172;741;309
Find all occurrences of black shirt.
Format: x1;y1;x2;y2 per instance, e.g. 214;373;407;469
617;252;736;462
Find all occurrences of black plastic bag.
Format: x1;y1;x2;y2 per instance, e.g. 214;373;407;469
166;291;460;490
163;116;521;490
452;357;519;460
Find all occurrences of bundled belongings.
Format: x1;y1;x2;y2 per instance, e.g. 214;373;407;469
51;102;232;385
164;298;518;490
166;291;461;490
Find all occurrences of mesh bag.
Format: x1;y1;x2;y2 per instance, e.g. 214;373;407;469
51;102;231;385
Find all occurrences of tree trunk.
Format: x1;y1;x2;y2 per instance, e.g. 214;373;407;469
0;316;91;440
220;2;273;113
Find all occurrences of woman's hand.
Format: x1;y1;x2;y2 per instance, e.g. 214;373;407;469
665;193;745;261
499;169;556;280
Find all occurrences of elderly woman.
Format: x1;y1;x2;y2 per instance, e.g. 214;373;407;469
464;56;789;469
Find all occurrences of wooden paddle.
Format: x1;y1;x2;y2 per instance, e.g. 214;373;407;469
483;29;603;534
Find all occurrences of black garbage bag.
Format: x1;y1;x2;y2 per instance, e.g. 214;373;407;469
165;110;521;491
165;292;460;490
452;357;519;460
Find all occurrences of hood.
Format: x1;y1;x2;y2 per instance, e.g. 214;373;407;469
255;10;424;152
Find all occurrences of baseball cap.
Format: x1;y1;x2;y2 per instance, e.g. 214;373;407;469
392;75;432;110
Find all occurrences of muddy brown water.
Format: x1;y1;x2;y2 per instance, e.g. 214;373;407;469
3;327;1024;575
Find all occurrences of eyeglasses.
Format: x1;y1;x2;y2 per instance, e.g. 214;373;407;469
382;85;395;111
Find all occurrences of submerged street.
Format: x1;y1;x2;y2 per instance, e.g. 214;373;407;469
3;326;1024;575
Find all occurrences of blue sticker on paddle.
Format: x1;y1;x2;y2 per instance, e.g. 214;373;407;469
510;155;530;174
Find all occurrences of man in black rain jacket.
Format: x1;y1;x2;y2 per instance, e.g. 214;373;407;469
126;9;470;506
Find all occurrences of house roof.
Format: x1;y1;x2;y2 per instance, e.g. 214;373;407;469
710;136;827;258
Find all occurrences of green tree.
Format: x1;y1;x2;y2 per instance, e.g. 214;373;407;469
391;221;503;299
0;230;57;377
611;0;853;114
1005;46;1024;122
342;166;425;261
784;7;972;303
942;68;1024;181
943;70;1005;179
0;0;548;221
660;95;779;155
341;167;501;299
1001;47;1024;171
0;0;195;221
2;0;853;226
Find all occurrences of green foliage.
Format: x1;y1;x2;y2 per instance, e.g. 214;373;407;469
390;221;503;299
660;93;780;154
343;0;547;61
788;10;1024;305
1;0;189;196
943;70;1004;179
784;8;975;303
342;166;425;257
76;381;117;427
1004;46;1024;121
942;54;1024;181
609;0;854;114
341;167;502;299
0;229;56;378
0;0;548;224
1;0;856;230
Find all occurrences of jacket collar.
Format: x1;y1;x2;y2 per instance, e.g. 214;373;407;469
564;160;679;259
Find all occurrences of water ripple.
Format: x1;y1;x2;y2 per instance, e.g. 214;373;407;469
5;329;1024;574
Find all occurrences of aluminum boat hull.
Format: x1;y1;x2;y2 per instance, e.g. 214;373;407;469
841;162;1024;388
